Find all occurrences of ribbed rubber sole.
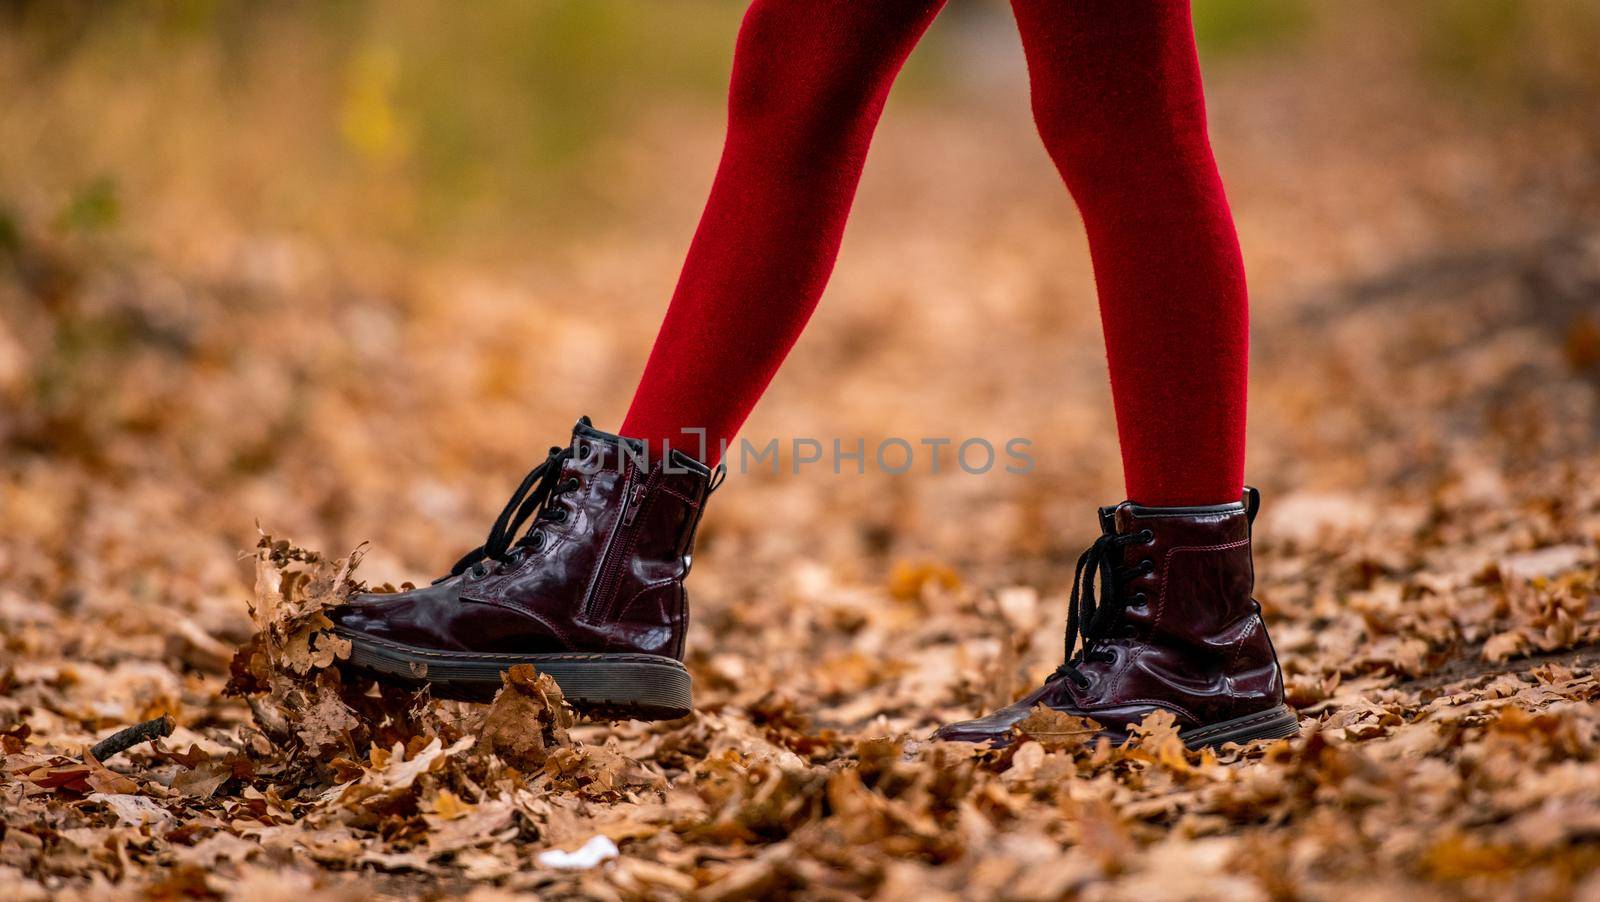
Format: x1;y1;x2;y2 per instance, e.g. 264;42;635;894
335;629;693;721
1178;704;1300;749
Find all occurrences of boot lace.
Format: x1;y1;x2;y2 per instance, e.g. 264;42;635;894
1051;528;1155;689
441;445;580;582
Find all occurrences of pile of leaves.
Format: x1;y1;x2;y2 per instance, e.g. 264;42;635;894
6;504;1600;898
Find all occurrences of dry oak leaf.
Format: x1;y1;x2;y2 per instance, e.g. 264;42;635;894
173;761;234;800
425;788;475;820
295;682;362;753
1482;630;1529;663
478;664;575;771
888;560;961;602
1123;709;1195;771
281;615;353;675
18;760;94;792
83;757;141;795
545;744;667;798
1015;704;1102;752
363;735;476;794
424;797;517;856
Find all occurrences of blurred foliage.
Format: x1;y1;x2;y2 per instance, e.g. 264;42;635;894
1419;0;1600;106
352;2;742;231
0;0;753;245
54;176;120;235
1191;0;1311;54
0;204;20;260
0;0;1597;250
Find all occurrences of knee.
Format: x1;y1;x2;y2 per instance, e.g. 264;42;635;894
1027;67;1215;197
1035;97;1213;188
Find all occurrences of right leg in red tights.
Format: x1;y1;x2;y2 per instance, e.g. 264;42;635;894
1010;0;1250;507
620;0;946;465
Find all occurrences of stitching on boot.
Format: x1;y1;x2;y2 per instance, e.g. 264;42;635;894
498;603;580;650
1224;614;1264;676
657;485;700;506
1153;538;1250;626
614;576;682;622
451;595;580;651
1108;643;1141;703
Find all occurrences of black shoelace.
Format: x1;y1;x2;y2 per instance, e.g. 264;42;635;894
1051;528;1155;689
441;445;580;582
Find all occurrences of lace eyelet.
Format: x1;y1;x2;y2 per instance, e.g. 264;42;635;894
1140;559;1154;574
1138;528;1154;543
468;563;489;580
552;509;569;523
1133;592;1148;606
563;478;580;492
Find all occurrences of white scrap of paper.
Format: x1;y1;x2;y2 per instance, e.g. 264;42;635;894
536;835;620;870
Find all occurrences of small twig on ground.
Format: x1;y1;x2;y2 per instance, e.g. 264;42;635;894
88;715;175;763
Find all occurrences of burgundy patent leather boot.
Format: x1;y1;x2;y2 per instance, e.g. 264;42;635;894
935;489;1298;748
332;418;720;719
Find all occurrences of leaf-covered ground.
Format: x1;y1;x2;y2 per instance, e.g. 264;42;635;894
5;11;1600;900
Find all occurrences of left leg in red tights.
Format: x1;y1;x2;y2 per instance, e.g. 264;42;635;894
1011;0;1248;507
620;0;946;466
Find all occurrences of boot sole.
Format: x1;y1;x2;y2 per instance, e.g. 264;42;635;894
1176;704;1300;749
335;630;694;721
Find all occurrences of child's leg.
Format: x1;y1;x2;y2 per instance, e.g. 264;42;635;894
1011;0;1248;506
620;0;945;465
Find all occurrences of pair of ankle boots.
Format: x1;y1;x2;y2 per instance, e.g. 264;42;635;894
332;419;1297;747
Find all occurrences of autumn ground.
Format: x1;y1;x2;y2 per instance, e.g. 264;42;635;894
5;4;1600;900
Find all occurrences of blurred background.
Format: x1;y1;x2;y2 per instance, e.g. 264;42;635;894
3;0;1600;730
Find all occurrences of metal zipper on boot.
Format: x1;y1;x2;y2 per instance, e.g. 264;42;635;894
583;464;661;623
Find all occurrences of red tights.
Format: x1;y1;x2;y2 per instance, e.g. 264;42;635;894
620;0;1247;507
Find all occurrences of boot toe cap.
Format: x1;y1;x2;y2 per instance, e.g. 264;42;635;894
328;597;390;635
931;705;1031;746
